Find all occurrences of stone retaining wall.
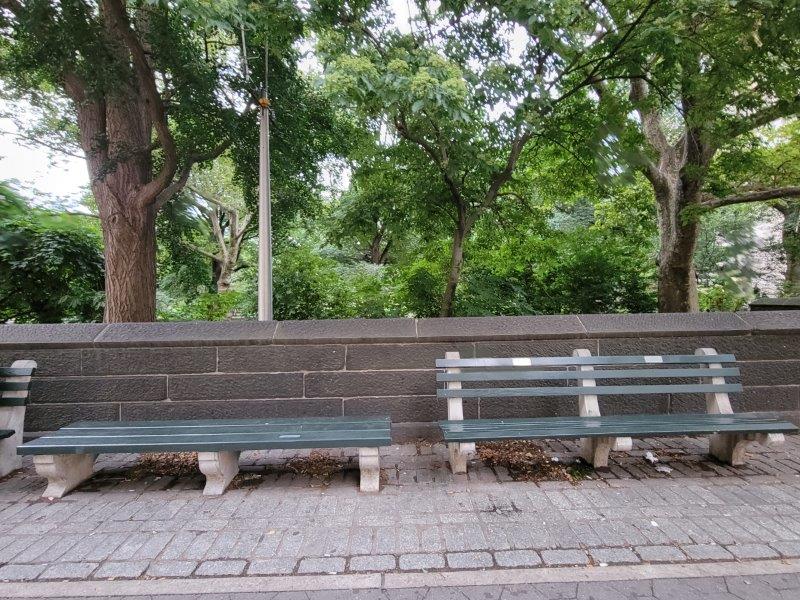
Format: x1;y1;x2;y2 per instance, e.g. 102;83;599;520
2;312;799;437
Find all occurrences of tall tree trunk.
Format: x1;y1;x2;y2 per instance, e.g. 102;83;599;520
441;221;467;317
654;180;701;312
782;202;800;296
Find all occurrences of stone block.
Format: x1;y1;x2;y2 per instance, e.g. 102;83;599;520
120;398;343;421
589;548;640;565
770;540;800;557
94;321;277;347
346;343;474;370
93;560;148;579
446;552;493;569
343;396;477;422
0;349;80;376
474;339;598;358
582;313;749;338
81;347;217;375
0;563;45;581
540;549;589;566
635;546;687;563
725;544;780;559
31;376;166;404
739;361;800;386
275;318;416;344
417;315;586;342
399;553;445;570
168;373;303;400
247;558;296;575
39;562;98;580
740;311;800;334
305;370;435;398
599;335;800;361
218;345;345;373
0;323;106;348
195;559;246;576
25;402;120;432
145;561;198;577
494;550;542;567
297;556;346;574
680;544;734;561
349;554;396;572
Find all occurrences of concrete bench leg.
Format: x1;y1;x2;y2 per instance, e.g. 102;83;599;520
448;442;475;474
198;451;240;495
580;437;614;468
34;454;96;498
0;432;22;478
709;432;785;466
358;447;380;492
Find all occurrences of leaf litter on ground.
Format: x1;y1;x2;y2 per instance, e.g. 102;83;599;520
476;440;593;482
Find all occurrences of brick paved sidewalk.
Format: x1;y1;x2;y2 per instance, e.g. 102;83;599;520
0;436;799;584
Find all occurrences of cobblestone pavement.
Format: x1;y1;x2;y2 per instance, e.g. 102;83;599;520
1;436;799;584
19;573;800;599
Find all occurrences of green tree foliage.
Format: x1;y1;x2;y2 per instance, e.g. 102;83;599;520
0;184;104;323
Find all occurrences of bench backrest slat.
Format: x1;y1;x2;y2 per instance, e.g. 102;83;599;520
437;383;743;398
437;367;740;383
436;354;736;368
1;362;36;408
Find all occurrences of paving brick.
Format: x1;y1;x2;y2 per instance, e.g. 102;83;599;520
297;557;346;574
195;560;247;576
681;544;735;561
349;554;397;572
399;553;445;570
39;562;99;580
541;549;589;566
93;561;148;579
635;545;687;562
145;561;198;577
725;544;780;559
770;540;800;558
494;550;542;568
0;563;46;581
247;558;297;575
589;548;641;565
446;552;493;569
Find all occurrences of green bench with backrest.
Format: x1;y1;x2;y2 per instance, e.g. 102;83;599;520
18;416;390;498
437;348;798;473
1;360;36;477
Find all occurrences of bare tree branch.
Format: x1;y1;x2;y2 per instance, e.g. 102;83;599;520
703;186;800;209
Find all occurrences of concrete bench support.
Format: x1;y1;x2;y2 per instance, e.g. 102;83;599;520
696;347;785;465
358;447;380;492
573;349;632;467
0;360;36;478
33;454;96;498
444;351;475;474
198;450;240;495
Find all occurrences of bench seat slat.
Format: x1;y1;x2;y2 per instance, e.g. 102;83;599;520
440;414;798;442
436;354;736;368
0;429;14;440
437;368;740;383
438;383;742;398
18;417;391;456
0;367;35;377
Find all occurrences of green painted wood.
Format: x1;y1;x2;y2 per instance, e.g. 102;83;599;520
18;417;392;456
437;383;742;398
0;382;30;392
436;354;736;368
439;414;798;442
0;429;14;440
437;367;740;383
0;368;35;377
0;398;26;407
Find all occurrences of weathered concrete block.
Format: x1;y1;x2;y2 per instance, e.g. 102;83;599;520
0;323;106;349
740;310;800;334
0;349;80;376
343;396;477;422
417;315;586;342
475;339;598;358
218;344;345;373
346;343;474;370
25;402;120;432
120;398;343;421
582;312;749;338
95;321;277;347
31;376;167;404
305;370;435;398
81;347;217;375
275;318;416;344
739;361;800;386
168;373;303;400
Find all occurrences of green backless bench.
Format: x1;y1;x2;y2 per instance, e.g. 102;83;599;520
437;348;797;473
19;416;390;498
1;360;36;477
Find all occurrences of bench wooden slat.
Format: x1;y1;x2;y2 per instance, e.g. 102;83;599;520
0;367;35;377
436;354;736;368
437;367;740;383
0;382;31;392
0;430;14;440
437;383;743;398
440;414;798;442
18;417;392;455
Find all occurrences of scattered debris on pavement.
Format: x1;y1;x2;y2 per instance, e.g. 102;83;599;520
126;452;199;479
476;440;593;482
286;451;345;482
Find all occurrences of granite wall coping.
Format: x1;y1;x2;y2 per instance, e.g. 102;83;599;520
1;311;799;349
